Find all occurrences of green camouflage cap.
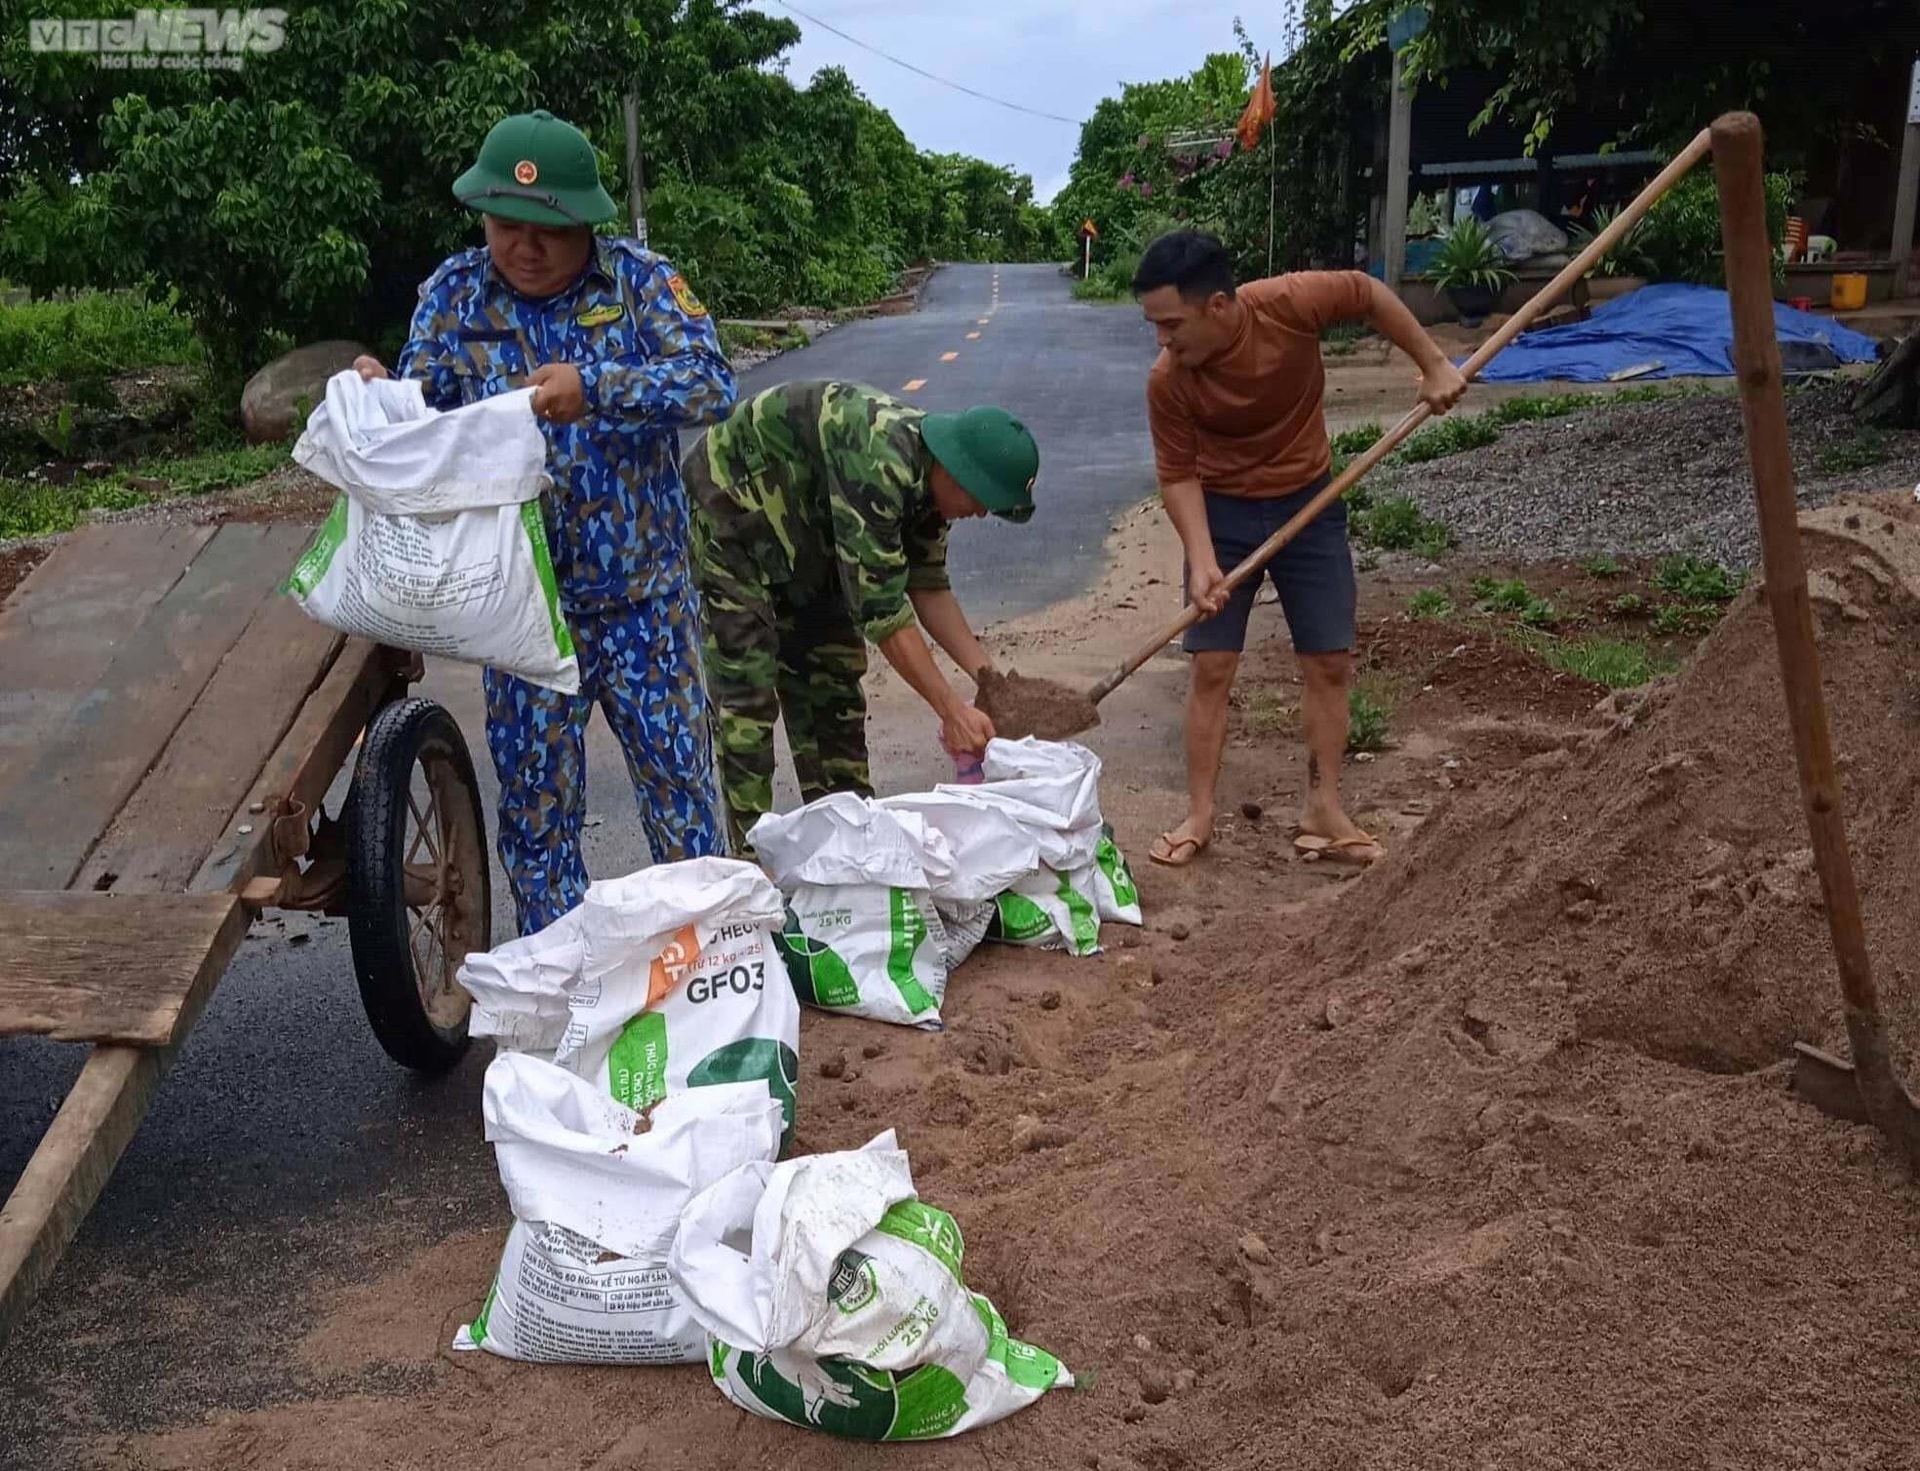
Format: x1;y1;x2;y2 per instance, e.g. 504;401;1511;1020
453;109;618;227
921;406;1039;523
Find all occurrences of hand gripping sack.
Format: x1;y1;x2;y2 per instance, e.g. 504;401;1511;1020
751;794;955;1029
667;1132;1074;1440
455;1054;784;1364
286;369;579;694
457;858;803;1154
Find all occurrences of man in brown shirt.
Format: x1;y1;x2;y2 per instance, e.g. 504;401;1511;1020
1135;229;1467;868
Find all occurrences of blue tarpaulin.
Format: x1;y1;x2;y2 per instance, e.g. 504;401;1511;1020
1467;282;1883;384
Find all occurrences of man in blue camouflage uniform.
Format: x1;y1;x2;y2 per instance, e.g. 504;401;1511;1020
355;109;736;936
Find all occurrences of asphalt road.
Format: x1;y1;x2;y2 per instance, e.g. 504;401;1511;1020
734;262;1161;623
0;262;1161;1462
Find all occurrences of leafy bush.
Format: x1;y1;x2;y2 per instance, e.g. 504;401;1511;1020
1331;422;1385;457
1472;576;1557;627
1580;554;1624;578
1355;495;1451;556
1347;688;1391;753
1408;587;1454;620
0;443;284;538
1070;211;1184;304
1654;555;1743;602
1652;601;1726;637
1487;393;1600;425
1331;421;1385;476
0;291;200;385
1637;172;1798;287
1397;414;1502;463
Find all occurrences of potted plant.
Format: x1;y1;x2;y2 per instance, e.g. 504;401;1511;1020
1426;217;1516;326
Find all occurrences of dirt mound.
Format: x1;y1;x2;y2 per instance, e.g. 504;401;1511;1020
92;499;1920;1470
1322;492;1920;1079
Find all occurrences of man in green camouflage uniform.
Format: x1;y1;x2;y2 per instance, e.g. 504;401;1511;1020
684;379;1041;848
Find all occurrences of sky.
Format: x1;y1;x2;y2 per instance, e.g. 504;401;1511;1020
768;0;1267;205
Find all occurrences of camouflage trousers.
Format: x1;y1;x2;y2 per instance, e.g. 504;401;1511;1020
687;522;872;853
483;586;727;937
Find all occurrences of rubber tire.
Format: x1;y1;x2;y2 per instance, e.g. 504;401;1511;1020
346;697;490;1073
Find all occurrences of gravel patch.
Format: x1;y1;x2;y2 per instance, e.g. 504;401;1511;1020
1372;381;1917;569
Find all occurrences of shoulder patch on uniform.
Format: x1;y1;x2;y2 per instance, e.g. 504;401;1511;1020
666;272;708;318
575;302;625;328
417;247;488;301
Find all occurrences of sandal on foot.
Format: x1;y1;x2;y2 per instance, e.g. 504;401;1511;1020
1294;833;1386;867
1149;831;1210;868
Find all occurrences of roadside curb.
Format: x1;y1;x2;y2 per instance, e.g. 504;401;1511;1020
839;261;943;321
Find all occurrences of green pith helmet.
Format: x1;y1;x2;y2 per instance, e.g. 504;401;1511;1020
453;109;619;227
921;406;1039;523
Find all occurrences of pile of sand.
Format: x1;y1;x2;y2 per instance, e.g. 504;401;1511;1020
98;497;1920;1470
1320;493;1920;1077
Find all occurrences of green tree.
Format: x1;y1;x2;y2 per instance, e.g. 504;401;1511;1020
0;0;1054;380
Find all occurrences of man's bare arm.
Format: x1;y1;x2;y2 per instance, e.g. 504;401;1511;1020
1362;277;1469;415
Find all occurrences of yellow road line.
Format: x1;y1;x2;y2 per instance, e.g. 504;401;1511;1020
940;352;959;362
902;378;927;392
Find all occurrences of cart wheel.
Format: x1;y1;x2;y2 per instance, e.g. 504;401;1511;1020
346;698;492;1073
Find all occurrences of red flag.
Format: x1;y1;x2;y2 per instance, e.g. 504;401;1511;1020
1236;54;1275;152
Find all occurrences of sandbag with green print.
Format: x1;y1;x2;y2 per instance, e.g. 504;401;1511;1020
751;794;962;1030
668;1131;1074;1440
456;857;803;1155
961;738;1144;956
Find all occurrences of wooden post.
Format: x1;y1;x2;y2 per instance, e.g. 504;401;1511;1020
623;95;648;247
1367;96;1388;272
1891;59;1920;298
1383;46;1413;291
1712;110;1920;1166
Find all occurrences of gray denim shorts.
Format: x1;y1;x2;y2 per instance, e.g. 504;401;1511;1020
1182;474;1357;656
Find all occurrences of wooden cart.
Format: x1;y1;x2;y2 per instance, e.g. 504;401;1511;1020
0;521;493;1345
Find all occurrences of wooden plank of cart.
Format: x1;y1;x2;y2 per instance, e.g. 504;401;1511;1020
0;521;494;1346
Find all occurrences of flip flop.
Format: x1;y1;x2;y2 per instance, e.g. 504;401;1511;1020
1294;833;1386;867
1149;831;1210;868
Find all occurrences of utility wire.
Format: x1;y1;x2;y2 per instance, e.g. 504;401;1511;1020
771;0;1082;126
